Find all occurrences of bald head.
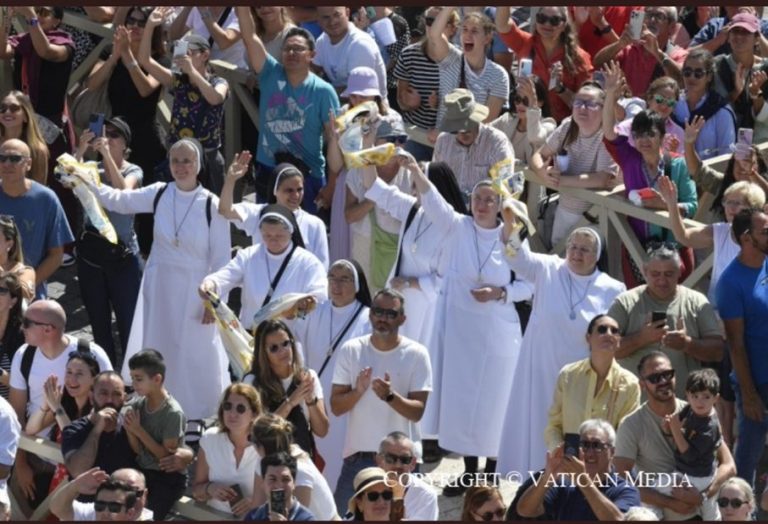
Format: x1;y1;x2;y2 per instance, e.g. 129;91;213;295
26;300;66;331
0;138;30;156
111;469;146;491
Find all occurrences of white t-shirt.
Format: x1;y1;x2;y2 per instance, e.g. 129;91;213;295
9;338;113;435
295;450;337;520
313;23;387;97
188;8;247;69
199;428;261;514
72;501;153;521
403;475;439;521
0;396;20;495
332;335;432;459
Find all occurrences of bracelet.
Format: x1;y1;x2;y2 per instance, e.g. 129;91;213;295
28;17;39;27
306;396;319;407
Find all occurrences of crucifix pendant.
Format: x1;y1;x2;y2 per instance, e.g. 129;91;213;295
569;310;577;320
411;243;418;254
173;237;180;247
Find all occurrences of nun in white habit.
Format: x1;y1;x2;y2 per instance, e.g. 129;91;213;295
218;157;330;268
200;204;328;329
290;258;372;491
402;156;534;490
496;208;625;477
90;138;232;420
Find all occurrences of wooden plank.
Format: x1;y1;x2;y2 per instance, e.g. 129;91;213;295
682;252;714;289
172;496;238;521
61;11;113;38
607;209;647;271
18;435;64;464
67;37;110;91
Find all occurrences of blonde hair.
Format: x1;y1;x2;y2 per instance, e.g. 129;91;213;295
725;181;766;209
718;477;755;509
0;91;49;184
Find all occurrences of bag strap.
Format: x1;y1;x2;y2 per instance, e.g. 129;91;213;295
317;303;365;378
210;7;233;48
393;203;420;278
153;184;212;226
261;244;298;307
152;183;169;215
459;57;467;89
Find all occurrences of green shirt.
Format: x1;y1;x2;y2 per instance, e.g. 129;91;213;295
124;394;185;471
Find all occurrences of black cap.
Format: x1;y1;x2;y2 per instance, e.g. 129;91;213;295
104;116;131;145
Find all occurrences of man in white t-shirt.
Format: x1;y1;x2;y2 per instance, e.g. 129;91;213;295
377;431;439;521
313;6;387;97
330;288;432;515
7;300;112;517
0;396;20;507
50;467;153;521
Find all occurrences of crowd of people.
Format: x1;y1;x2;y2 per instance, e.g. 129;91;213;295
2;3;768;521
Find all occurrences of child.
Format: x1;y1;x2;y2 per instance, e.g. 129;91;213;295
663;368;722;520
124;349;187;520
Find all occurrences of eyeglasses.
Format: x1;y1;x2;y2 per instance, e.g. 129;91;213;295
632;130;659;140
371;307;400;320
282;45;309;55
645;11;667;22
383;136;408;145
595;325;620;335
22;318;52;329
580;440;609;451
105;130;123;139
223;401;248;414
652;94;676;108
170;158;195;165
268;339;292;354
642;369;675;385
474;508;507;521
573;99;603;111
94;500;130;513
0;104;22;114
125;17;147;28
364;490;393;503
382;452;413;465
682;67;708;79
513;95;529;106
717;497;747;509
424;16;435;27
536;12;565;26
450;129;474;136
328;276;354;285
0;154;27;164
0;287;9;296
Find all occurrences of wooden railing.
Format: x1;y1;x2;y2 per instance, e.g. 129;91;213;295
13;434;236;521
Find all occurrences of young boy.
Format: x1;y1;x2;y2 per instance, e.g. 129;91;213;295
663;368;722;520
244;452;315;521
124;350;186;520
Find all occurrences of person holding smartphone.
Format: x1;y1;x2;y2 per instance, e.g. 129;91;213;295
244;452;315;521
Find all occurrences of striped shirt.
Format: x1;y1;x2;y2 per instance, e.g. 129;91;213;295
432;124;514;194
436;45;510;125
545;117;617;213
393;42;440;129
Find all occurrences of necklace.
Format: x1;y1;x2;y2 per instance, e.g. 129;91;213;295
172;186;201;247
472;225;497;283
410;214;432;254
567;272;595;320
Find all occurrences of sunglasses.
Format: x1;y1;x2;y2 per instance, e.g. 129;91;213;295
364;490;393;503
94;500;130;513
580;439;609;451
643;369;675;385
0;154;27;164
282;45;309;55
573;99;603;111
383;136;408;145
22;317;52;329
474;508;506;521
513;95;529;106
717;497;746;509
652;94;676;108
125;17;148;28
595;325;620;335
0;287;9;295
371;307;399;320
682;67;708;79
0;103;22;114
382;452;413;465
536;12;565;26
632;130;659;140
424;15;435;27
223;401;248;414
268;339;292;354
105;130;123;139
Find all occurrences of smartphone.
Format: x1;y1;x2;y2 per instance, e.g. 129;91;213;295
651;311;667;323
173;40;189;58
548;61;561;90
593;71;606;89
518;58;533;78
270;489;286;516
738;128;754;146
564;433;580;458
229;484;244;506
88;113;105;138
637;187;657;200
629;10;645;40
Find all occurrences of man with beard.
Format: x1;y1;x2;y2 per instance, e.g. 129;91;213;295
717;208;768;488
593;6;684;96
330;289;432;514
614;352;736;519
62;372;192;477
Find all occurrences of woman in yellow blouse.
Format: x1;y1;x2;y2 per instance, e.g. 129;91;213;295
544;314;640;451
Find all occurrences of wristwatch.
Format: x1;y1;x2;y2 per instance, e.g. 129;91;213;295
306;396;319;407
384;392;396;403
55;407;66;416
594;25;612;36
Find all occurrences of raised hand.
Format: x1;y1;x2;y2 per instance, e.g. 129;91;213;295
355;367;373;394
43;375;63;412
226;151;252;180
683;115;705;144
148;6;172;26
749;69;768;98
657;175;678;209
602;60;623;94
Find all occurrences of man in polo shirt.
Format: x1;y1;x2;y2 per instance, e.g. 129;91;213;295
432;89;513;196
